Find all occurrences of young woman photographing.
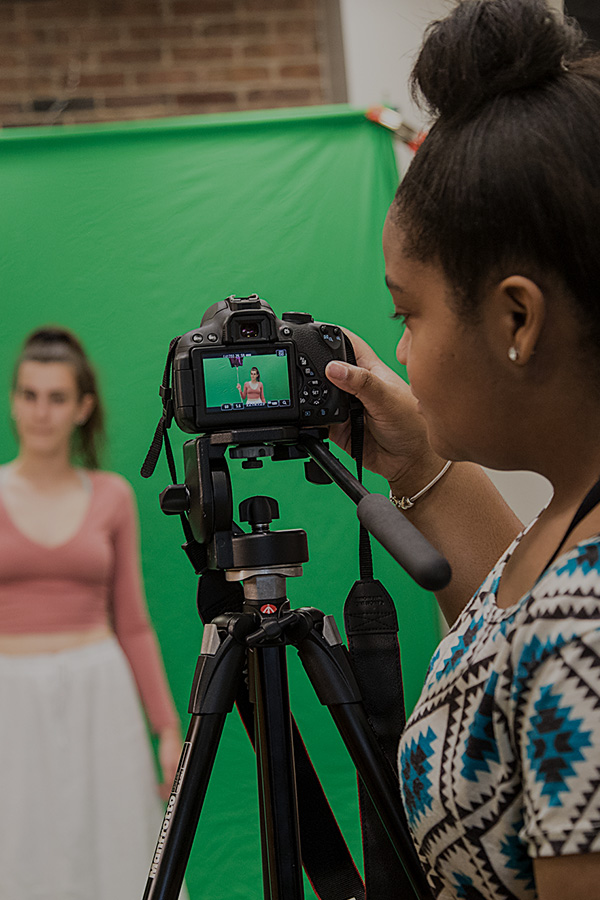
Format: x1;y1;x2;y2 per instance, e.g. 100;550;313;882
326;1;600;897
0;327;182;900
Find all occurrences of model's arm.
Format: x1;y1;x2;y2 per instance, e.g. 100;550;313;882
238;382;248;400
259;382;265;403
108;477;181;791
326;332;521;625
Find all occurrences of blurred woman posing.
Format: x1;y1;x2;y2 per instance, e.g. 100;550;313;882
0;327;182;900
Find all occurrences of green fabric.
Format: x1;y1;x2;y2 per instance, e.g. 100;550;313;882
0;105;441;899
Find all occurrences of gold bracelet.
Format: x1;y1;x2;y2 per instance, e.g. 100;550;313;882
389;461;452;510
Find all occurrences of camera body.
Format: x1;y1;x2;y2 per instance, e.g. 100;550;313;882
172;295;350;433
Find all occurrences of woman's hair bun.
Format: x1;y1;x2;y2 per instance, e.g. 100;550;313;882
411;0;585;120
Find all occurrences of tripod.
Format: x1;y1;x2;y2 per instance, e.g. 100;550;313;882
142;427;449;900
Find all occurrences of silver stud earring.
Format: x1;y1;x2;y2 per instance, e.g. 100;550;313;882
508;347;520;362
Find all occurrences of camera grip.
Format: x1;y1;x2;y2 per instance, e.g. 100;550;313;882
357;493;451;591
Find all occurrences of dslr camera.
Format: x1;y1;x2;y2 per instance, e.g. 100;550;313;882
172;295;351;433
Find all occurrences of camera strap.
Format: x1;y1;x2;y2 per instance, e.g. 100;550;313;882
141;335;179;480
141;336;209;574
343;340;415;899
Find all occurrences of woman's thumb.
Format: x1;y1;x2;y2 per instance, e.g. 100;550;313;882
326;360;372;398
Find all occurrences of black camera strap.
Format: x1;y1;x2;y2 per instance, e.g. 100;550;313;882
141;337;209;574
141;335;179;481
343;341;414;900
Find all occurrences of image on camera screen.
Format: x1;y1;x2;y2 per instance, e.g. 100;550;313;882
202;348;292;414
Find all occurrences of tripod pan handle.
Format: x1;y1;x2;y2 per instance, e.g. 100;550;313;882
357;493;451;591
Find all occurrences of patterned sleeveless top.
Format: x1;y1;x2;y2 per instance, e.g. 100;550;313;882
399;526;600;899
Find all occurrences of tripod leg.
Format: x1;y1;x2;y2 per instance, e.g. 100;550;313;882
142;624;247;900
297;616;435;900
249;645;305;900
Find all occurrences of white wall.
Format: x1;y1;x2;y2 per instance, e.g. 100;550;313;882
338;0;446;175
337;0;557;523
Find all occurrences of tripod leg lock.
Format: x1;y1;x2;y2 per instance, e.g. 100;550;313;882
189;625;248;715
297;626;363;707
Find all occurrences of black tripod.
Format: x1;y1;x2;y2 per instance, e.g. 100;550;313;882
142;427;450;900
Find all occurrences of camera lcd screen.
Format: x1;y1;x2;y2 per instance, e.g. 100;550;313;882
200;346;294;418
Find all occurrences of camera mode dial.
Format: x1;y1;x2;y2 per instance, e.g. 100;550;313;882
281;312;314;325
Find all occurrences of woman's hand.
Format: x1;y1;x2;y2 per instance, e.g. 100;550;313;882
157;725;182;801
327;330;521;625
326;330;445;493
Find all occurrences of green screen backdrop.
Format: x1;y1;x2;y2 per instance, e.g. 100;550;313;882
0;105;441;899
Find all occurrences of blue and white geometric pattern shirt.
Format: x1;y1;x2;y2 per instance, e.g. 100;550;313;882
399;527;600;899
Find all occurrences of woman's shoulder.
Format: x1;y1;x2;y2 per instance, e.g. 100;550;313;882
532;533;600;608
88;469;136;502
507;535;600;663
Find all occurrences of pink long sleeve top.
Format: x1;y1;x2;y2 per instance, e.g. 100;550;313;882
0;470;178;733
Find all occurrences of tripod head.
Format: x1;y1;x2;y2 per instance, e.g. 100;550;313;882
158;425;451;591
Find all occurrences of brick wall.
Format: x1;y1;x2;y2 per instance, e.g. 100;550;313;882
0;0;339;128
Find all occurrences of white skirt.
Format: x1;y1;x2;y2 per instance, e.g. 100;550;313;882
0;637;169;900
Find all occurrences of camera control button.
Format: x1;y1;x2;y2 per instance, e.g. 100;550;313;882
207;333;219;343
319;325;342;350
304;367;315;376
281;327;293;337
299;355;308;367
191;333;203;343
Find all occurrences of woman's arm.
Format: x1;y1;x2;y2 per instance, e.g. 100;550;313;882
237;382;247;399
326;332;521;625
534;854;600;900
108;476;182;789
259;382;265;403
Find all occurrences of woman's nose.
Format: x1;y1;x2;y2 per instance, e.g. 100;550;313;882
396;329;409;366
32;398;51;418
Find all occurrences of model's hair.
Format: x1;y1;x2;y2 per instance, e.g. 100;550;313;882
392;0;600;344
12;326;106;469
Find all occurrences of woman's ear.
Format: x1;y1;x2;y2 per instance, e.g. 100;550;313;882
76;393;96;426
491;275;546;365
